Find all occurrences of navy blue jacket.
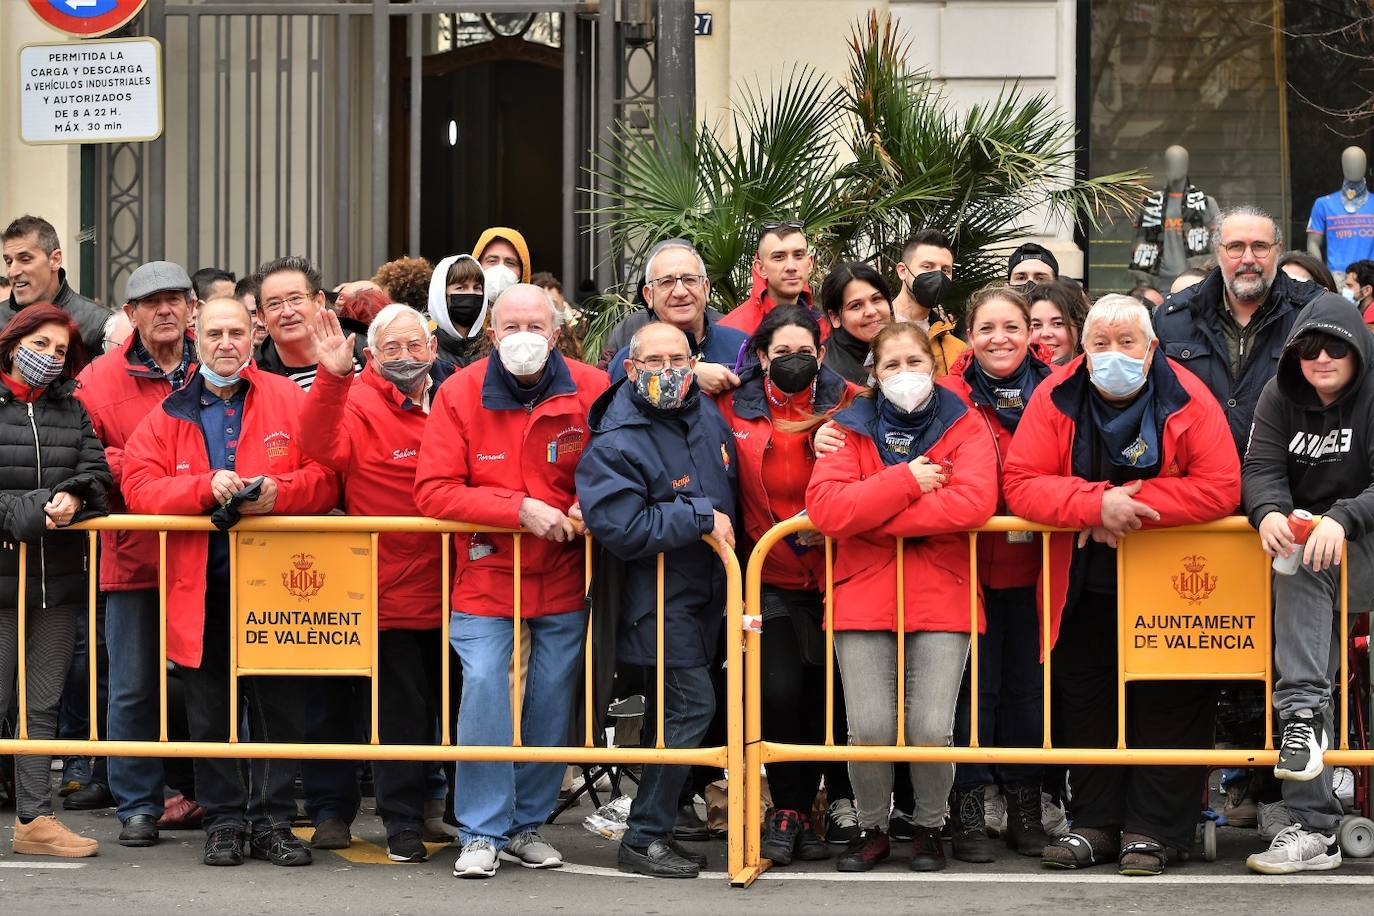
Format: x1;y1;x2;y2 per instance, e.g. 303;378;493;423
1154;267;1322;456
607;314;748;383
576;378;738;668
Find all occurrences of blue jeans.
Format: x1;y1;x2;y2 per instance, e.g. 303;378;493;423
449;608;587;847
622;664;715;848
106;589;167;821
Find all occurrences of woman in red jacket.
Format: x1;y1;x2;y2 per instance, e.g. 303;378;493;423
1002;294;1239;877
716;305;859;865
937;286;1055;862
806;322;998;873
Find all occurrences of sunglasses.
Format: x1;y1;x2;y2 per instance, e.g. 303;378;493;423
1295;334;1351;361
758;219;804;242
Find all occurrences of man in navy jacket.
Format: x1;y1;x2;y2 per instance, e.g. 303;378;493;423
577;322;738;879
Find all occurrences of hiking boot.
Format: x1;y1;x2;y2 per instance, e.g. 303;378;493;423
453;837;499;878
1275;712;1326;781
12;815;98;857
1246;824;1341;875
499;830;563;868
387;829;428;863
836;828;890;872
202;825;246;866
760;808;803;866
249;826;313;866
1004;783;1051;857
909;824;947;872
949;787;995;863
825;797;860;845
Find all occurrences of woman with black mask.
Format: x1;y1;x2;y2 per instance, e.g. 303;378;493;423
715;305;861;864
425;254;495;367
819;262;895;385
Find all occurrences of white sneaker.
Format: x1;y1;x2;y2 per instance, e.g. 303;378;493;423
453;837;499;878
1334;767;1356;811
983;787;1007;836
499;830;564;869
1259;801;1296;839
1040;792;1069;838
1246;824;1341;874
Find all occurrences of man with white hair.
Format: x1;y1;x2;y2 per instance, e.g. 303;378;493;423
299;303;458;862
414;283;609;879
1154;206;1324;456
1004;295;1240;877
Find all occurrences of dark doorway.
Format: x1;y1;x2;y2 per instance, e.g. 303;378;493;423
415;43;563;272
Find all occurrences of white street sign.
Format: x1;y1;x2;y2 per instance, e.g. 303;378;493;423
19;37;162;145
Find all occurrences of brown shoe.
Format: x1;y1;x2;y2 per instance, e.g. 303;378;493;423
158;794;206;830
13;815;99;857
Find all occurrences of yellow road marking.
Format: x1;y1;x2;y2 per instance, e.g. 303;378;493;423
291;827;452;865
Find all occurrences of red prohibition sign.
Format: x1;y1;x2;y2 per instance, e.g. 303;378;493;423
27;0;149;38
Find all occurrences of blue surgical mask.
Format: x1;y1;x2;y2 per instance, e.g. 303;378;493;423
1088;349;1149;399
199;358;247;388
1343;287;1358;303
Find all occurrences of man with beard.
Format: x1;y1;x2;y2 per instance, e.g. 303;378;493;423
1154;207;1324;457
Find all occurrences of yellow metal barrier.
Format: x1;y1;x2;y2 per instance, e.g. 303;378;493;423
2;515;744;878
733;514;1374;887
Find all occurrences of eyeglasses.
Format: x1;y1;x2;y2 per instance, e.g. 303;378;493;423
1219;240;1276;259
377;340;429;359
647;274;706;293
1295;334;1350;361
632;355;693;370
260;292;311;314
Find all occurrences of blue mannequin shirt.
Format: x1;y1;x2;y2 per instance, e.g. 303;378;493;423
1308;190;1374;273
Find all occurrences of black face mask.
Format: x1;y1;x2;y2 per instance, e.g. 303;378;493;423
909;270;952;310
768;352;820;394
447;293;484;329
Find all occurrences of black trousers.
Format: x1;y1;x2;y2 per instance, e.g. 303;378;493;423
183;589;306;833
371;628;449;838
1052;588;1217;851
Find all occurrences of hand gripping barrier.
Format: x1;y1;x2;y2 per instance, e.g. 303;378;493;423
0;515;746;879
732;514;1374;886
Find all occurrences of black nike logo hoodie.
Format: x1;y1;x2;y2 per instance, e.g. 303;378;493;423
1242;292;1374;538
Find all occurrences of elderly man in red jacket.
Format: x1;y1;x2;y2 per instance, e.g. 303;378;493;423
74;260;200;845
299;303;457;863
415;283;608;879
123;297;338;869
1003;294;1239;878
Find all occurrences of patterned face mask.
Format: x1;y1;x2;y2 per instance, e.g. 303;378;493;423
635;365;693;410
15;346;64;388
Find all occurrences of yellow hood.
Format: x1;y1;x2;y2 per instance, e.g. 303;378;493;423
471;226;532;283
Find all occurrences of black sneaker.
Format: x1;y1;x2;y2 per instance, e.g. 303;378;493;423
949;787;995;863
1003;783;1050;857
249;826;313;866
1275;713;1326;782
825;797;860;845
837;828;890;872
909;824;947;872
203;825;246;866
889;807;917;841
793;812;831;861
387;829;428;863
760;808;802;865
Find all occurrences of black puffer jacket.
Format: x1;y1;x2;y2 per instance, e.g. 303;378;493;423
0;376;112;611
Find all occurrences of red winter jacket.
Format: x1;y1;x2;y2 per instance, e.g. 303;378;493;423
805;388;999;632
413;352;609;619
74;335;196;591
716;365;857;590
300;362;456;630
937;347;1057;590
122;364;340;667
718;266;826;340
1002;355;1240;653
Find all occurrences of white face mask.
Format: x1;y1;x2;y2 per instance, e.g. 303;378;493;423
497;330;551;376
879;370;934;413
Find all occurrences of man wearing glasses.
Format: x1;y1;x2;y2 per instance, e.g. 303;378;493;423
607;240;748;395
1154;207;1324;456
720;220;819;337
254;256;366;391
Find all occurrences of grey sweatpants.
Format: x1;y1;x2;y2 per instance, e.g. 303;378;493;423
0;604;79;820
1272;536;1374;834
834;630;969;830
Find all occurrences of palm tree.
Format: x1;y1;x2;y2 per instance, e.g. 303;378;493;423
584;11;1147;359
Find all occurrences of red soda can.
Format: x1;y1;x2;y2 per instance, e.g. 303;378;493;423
1272;510;1315;575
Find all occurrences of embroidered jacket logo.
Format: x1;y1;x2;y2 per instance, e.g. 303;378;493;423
1288;429;1352;459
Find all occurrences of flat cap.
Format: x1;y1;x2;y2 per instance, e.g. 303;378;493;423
125;260;192;303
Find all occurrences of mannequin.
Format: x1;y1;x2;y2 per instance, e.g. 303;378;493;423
1128;145;1220;290
1307;146;1374;276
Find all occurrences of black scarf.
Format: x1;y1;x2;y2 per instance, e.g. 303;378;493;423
874;389;944;467
1087;380;1160;469
964;353;1051;432
1130;183;1211;274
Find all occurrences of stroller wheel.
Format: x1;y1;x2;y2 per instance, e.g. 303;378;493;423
1338;816;1374;858
1202;819;1217;862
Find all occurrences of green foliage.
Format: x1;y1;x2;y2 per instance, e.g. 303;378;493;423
584;11;1148;359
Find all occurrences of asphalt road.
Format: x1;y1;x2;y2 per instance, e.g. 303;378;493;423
2;792;1371;915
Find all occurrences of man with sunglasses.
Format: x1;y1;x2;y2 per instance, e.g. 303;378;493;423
719;220;820;337
1243;293;1374;873
1154;207;1324;457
